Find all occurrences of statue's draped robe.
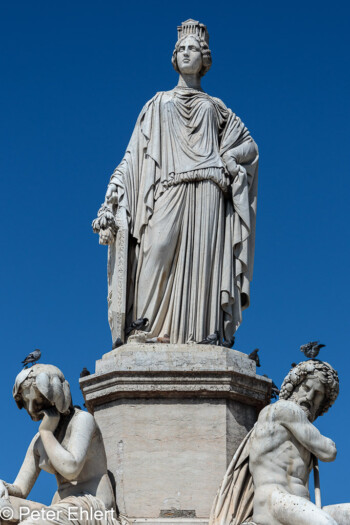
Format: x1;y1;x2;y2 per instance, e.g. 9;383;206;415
110;87;258;343
209;429;254;525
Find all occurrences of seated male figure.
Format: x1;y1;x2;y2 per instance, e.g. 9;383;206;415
249;360;349;525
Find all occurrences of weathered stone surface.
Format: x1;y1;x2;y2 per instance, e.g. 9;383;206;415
323;504;350;523
210;360;350;525
98;344;256;374
82;344;270;409
0;365;123;525
80;344;271;519
92;18;259;346
131;520;208;525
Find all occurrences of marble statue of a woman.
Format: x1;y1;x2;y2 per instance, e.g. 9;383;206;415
93;19;259;346
0;364;127;525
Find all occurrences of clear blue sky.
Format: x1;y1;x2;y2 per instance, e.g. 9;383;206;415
1;0;350;508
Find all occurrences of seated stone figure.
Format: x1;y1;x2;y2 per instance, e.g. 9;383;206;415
209;360;350;525
0;364;127;525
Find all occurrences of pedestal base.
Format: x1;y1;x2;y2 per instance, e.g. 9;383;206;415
131;520;208;525
80;344;271;520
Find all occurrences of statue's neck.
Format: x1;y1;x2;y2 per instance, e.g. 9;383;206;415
177;74;202;90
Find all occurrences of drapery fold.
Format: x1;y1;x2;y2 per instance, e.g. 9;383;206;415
209;429;254;525
109;88;258;342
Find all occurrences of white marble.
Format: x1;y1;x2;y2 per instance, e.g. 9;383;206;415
92;19;258;345
0;364;127;525
210;360;350;525
80;344;271;519
98;343;257;375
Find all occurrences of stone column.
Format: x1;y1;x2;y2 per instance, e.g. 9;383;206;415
80;344;271;525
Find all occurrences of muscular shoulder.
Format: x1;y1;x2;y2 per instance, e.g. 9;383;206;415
267;400;308;423
71;409;97;433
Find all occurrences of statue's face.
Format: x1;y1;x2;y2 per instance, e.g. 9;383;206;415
291;375;326;422
176;36;202;76
20;384;52;421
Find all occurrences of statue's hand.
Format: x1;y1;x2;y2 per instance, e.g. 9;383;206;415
105;183;118;203
99;227;115;245
39;407;60;433
224;156;240;176
0;480;8;499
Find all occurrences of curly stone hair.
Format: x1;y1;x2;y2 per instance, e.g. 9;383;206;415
13;364;72;415
279;360;339;417
172;34;212;77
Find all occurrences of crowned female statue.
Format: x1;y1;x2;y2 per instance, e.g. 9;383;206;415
93;19;259;346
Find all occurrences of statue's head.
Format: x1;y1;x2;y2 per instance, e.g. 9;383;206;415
279;360;339;421
172;19;212;77
13;364;72;421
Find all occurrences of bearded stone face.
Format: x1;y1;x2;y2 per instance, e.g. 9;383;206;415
289;375;326;422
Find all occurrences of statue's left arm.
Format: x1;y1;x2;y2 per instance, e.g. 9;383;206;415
92;95;159;245
278;402;337;462
218;107;258;187
39;409;95;481
222;133;258;183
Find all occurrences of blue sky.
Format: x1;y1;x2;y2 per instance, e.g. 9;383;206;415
1;0;350;509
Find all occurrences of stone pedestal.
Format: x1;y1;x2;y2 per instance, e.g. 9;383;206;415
80;344;271;522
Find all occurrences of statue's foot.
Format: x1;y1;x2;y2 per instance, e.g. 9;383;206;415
128;331;148;344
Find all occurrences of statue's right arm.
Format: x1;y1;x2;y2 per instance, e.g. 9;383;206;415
277;402;337;462
105;183;117;202
0;433;40;499
93;96;157;244
92;175;122;245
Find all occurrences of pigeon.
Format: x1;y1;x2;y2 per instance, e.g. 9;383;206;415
112;338;124;350
199;330;220;345
300;341;325;359
222;336;235;348
22;349;41;368
248;348;261;367
271;384;280;400
79;367;91;378
126;317;149;336
262;374;280;400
